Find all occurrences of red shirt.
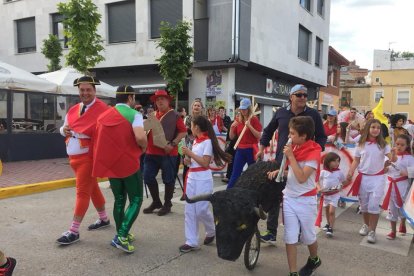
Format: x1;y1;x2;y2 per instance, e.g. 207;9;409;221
210;116;224;133
323;122;337;136
146;109;187;156
235;116;262;148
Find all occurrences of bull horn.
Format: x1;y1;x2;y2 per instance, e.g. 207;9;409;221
254;205;267;220
185;193;213;203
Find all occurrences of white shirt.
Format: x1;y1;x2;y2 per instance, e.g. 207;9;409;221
59;99;96;156
387;154;414;179
319;170;345;190
355;142;390;174
188;139;213;180
283;160;318;198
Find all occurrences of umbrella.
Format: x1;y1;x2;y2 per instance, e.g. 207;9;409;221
0;61;57;93
38;68;115;98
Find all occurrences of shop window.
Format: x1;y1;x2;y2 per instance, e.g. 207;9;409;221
150;0;182;38
16;17;36;53
0;91;7;133
107;0;136;43
298;25;311;62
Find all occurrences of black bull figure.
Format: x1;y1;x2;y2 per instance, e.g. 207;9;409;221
186;161;285;261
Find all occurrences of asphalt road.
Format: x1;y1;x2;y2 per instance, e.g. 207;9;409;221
1;178;413;276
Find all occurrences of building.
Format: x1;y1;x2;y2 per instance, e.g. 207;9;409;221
0;0;331;127
339;60;370;113
370;50;414;120
318;46;348;113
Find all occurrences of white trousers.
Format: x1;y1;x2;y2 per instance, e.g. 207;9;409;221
185;177;215;247
386;179;410;221
283;196;317;245
359;175;386;214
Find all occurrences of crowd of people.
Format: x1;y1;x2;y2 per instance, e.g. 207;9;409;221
4;78;414;276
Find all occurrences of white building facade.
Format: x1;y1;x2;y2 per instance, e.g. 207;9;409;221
0;0;330;126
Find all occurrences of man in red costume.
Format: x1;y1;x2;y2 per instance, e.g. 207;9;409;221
56;76;110;245
143;90;187;216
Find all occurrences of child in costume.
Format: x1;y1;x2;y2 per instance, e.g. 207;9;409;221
267;116;322;276
382;134;414;240
317;152;347;237
347;119;394;244
93;85;147;253
179;116;231;253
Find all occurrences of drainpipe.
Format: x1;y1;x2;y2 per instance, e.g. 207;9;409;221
229;0;240;63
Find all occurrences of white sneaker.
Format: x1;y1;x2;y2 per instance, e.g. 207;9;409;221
359;224;369;236
367;231;376;244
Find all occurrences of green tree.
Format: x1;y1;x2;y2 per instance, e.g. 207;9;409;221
57;0;104;74
41;34;63;72
156;21;193;108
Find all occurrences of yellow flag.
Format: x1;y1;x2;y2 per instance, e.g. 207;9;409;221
372;97;388;126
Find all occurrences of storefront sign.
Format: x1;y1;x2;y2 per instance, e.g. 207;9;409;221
266;79;293;97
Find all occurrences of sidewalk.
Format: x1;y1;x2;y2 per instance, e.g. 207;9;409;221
0;158;74;188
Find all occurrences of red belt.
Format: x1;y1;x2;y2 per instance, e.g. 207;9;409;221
315;189;341;227
381;175;408;210
189;167;209;172
301;188;317;197
347;170;385;196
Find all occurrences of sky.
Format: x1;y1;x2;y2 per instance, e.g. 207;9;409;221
329;0;414;70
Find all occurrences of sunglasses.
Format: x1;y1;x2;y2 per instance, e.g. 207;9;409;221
293;93;308;98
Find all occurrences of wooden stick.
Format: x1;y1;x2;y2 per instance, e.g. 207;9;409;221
233;103;260;150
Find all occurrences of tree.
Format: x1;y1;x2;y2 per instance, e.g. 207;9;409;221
41;34;63;72
57;0;104;74
156;21;193;108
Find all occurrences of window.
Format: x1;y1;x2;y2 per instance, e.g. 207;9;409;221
341;91;351;107
375;77;380;83
107;0;136;43
315;37;322;67
374;91;383;102
51;13;68;48
317;0;324;16
397;90;410;105
300;0;311;12
298;25;311;61
150;0;183;38
16;17;36;53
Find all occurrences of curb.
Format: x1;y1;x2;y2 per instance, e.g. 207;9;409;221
0;178;108;200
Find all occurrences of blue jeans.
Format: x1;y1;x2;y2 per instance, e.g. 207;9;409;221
227;148;255;189
143;154;177;187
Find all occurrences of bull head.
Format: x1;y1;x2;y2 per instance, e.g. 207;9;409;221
186;188;263;261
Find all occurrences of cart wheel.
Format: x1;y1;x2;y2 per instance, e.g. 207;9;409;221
244;226;261;270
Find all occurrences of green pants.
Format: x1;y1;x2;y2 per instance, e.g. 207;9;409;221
109;170;143;238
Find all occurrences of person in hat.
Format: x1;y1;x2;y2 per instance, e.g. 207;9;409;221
227;98;262;189
143;90;187;216
256;84;327;246
92;85;147;253
324;109;338;142
57;76;110;245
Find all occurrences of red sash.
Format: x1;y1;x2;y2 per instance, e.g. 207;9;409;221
347;169;385;196
184;167;210;190
381;175;408;210
92;108;142;178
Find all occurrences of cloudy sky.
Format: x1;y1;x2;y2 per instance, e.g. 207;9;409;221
330;0;414;69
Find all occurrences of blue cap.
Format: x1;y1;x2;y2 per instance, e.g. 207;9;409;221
290;84;307;95
327;109;337;116
238;98;251;110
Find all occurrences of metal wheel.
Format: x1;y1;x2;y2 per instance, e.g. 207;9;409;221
244;226;261;270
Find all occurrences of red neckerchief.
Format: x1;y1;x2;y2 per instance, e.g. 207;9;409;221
367;137;377;144
397;151;411;156
286;139;322;181
194;132;209;144
323;167;340;173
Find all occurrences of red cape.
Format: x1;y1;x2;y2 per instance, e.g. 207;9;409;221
92;107;142;178
67;98;109;137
